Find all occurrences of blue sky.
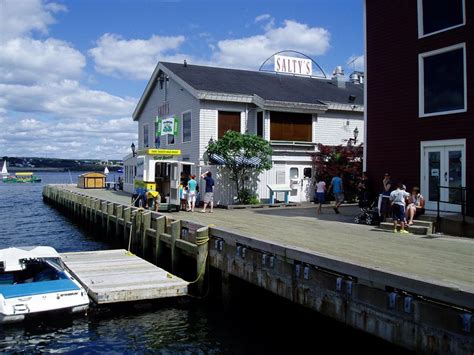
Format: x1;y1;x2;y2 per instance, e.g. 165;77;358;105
0;0;364;159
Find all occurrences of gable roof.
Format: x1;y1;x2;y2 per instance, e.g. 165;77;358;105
133;61;364;120
163;62;363;104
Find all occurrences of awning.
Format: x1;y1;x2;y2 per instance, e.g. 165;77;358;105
209;154;262;167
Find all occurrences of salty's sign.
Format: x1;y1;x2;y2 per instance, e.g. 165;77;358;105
274;55;312;76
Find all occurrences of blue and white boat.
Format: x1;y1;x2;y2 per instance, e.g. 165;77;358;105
0;246;89;324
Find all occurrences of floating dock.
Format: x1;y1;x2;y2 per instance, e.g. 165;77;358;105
61;249;188;304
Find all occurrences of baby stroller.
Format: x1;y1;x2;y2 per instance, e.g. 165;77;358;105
354;198;380;225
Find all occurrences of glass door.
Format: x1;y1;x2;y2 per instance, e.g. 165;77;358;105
423;143;464;212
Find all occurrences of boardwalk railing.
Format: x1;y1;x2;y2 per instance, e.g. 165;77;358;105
437;185;470;223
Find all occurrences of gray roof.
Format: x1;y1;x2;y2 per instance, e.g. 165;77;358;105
161;62;364;106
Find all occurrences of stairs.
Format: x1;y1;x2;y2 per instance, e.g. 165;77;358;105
378;218;434;235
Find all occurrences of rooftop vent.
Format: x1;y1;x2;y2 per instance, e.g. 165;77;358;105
349;71;364;85
332;66;346;88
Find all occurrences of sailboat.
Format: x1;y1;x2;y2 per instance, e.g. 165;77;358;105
104;166;110;175
1;161;8;180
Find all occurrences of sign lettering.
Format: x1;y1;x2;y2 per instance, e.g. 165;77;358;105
274;55;312;76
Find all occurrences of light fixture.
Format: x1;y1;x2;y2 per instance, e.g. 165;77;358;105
353;127;359;141
131;142;136;157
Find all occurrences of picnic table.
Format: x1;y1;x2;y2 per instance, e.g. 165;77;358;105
267;184;293;204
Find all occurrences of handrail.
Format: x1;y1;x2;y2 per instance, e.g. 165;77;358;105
436;185;469;223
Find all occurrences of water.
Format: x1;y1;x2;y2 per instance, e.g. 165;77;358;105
0;172;409;353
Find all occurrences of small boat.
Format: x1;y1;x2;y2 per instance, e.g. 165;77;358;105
117;168;124;174
0;246;89;324
3;172;42;183
1;160;8;180
104;166;110;175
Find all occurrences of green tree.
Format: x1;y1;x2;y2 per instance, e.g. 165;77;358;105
206;131;272;204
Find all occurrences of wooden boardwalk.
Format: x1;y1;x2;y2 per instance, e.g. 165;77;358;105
44;185;474;353
61;249;188;304
59;185;474;306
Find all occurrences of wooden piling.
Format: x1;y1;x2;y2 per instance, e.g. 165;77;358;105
155;215;166;264
195;226;209;295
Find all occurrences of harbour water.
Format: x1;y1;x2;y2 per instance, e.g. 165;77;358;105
0;172;408;353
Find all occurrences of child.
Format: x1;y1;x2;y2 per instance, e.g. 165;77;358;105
179;183;189;211
315;178;326;214
389;183;410;234
187;175;197;212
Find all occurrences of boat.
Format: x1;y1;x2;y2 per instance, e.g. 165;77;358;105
3;172;42;183
0;246;89;324
1;160;8;180
104;166;109;175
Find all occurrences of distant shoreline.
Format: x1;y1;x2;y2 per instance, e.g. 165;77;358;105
8;167;122;173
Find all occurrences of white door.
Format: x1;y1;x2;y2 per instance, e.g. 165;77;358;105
422;141;465;212
288;166;312;202
169;162;180;205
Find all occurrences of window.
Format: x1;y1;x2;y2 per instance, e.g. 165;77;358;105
167;134;175;145
218;111;241;139
303;168;312;178
182;111;192;142
154;121;160;148
257;111;264;137
290;168;299;179
419;43;466;117
143;124;149;147
270;111;312;142
418;0;464;37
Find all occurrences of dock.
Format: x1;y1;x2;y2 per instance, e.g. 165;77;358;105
62;249;188;304
43;185;474;354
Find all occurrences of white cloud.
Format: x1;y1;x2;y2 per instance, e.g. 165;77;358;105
0;80;136;119
0;0;66;40
255;14;272;23
0;115;137;159
0;0;139;159
347;55;364;71
0;37;85;85
212;20;330;69
88;33;186;80
254;14;275;31
89;19;331;77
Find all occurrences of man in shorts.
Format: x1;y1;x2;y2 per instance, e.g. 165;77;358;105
389;183;410;234
328;172;344;214
200;171;215;213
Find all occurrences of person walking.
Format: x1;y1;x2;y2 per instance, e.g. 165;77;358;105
328;172;344;214
187;175;197;212
389;183;410;234
200;171;215;213
314;178;326;214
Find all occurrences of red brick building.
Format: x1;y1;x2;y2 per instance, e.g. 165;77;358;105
365;0;472;215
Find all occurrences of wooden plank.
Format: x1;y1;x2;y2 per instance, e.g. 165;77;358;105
61;249;188;304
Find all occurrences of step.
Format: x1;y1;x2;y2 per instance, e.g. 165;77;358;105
384;218;434;233
378;222;429;235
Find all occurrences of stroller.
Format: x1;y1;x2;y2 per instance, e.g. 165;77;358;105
354;198;380;225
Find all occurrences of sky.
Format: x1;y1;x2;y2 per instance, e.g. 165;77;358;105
0;0;364;160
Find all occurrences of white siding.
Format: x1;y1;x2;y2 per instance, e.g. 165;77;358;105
198;101;248;163
314;111;364;145
137;77;201;164
247;109;257;134
263;110;270;141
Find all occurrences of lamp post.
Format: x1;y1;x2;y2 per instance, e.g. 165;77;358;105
131;142;136;157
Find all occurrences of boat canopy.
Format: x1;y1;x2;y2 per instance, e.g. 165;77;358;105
0;247;60;272
16;172;33;176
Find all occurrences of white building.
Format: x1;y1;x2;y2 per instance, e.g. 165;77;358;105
124;61;364;205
